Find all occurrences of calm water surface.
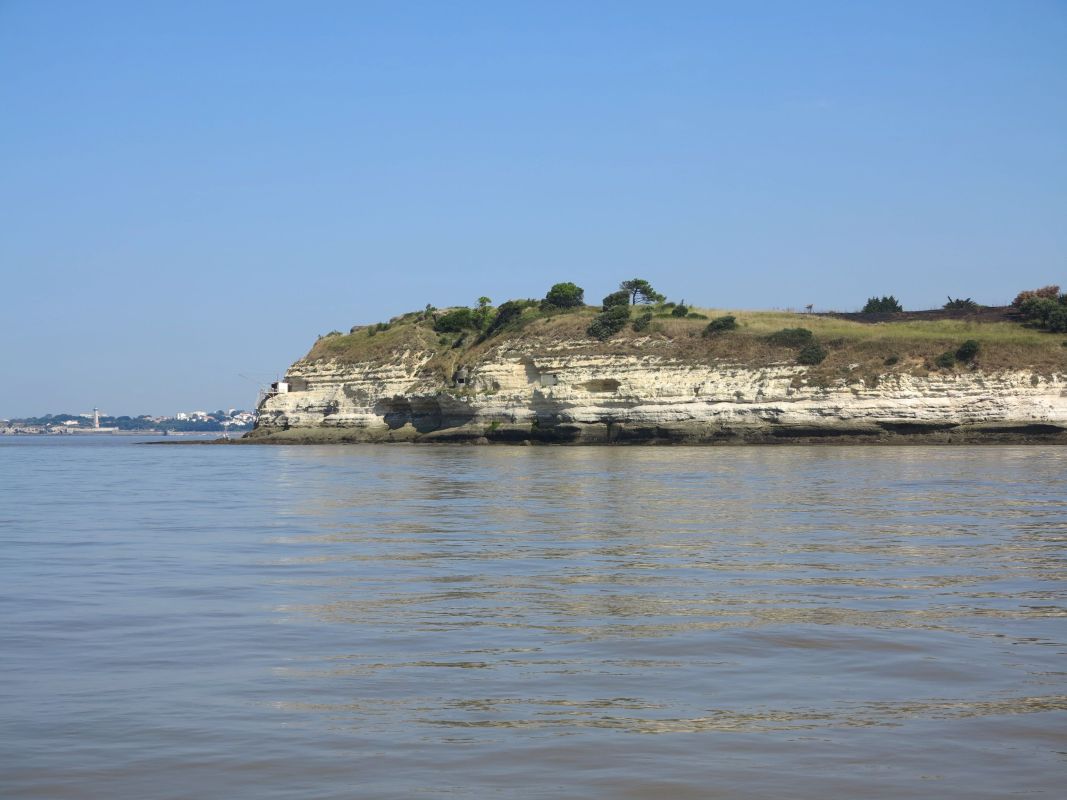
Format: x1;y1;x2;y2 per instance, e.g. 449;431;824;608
1;438;1065;798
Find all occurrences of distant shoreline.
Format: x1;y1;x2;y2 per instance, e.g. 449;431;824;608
2;429;249;437
145;431;1067;446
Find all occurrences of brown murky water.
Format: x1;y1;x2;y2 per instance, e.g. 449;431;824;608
2;439;1065;797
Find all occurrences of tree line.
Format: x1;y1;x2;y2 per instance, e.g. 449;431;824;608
415;279;1067;343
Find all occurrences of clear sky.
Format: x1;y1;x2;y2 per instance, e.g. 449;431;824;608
2;1;1065;416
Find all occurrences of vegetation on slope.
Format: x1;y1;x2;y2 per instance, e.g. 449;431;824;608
304;280;1067;382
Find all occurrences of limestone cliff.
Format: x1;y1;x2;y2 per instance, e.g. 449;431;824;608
250;334;1067;444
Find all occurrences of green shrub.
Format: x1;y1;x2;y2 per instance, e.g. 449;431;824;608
542;282;585;310
944;296;979;311
686;312;708;319
1017;296;1067;332
955;339;980;361
1047;305;1067;333
485;299;537;337
768;327;815;347
935;351;956;369
704;315;738;335
631;311;652;332
488;301;523;332
1018;296;1057;321
587;304;631;340
671;303;689;317
796;343;828;365
602;290;630;309
433;308;475;333
862;295;903;313
884;355;899;366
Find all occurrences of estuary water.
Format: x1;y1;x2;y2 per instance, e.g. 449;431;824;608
1;437;1065;799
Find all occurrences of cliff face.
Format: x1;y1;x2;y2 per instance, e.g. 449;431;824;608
250;338;1067;444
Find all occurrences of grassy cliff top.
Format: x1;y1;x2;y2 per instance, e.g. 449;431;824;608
304;301;1067;381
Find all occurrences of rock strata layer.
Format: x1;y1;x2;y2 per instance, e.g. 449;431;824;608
250;342;1067;444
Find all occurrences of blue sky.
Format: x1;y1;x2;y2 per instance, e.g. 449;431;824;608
2;1;1064;416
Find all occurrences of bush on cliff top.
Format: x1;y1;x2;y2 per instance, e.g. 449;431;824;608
587;304;631;340
704;315;738;336
433;307;477;333
955;339;980;362
863;296;903;313
935;351;957;369
796;342;828;365
541;282;585;310
1017;296;1067;333
484;299;537;337
768;327;815;347
631;310;653;332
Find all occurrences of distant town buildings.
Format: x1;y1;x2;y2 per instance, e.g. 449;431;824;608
1;407;256;435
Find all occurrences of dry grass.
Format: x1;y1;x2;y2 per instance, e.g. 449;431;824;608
305;320;439;363
713;308;1052;345
688;309;1067;374
303;305;1067;376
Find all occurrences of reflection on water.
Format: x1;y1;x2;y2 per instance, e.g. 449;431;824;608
1;440;1065;798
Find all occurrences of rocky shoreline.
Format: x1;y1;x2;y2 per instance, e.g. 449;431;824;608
247;343;1067;445
234;425;1067;445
